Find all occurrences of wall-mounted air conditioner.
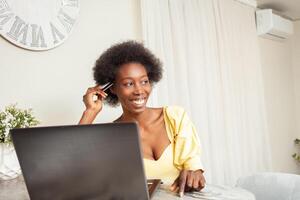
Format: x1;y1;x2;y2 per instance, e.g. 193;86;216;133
255;9;294;41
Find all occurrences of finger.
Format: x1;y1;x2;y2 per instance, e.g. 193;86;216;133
179;170;188;197
95;85;102;89
85;89;97;98
170;186;179;193
174;186;179;193
83;92;95;101
187;171;193;188
170;185;176;192
87;87;94;91
199;178;206;189
85;91;104;103
98;90;108;97
85;89;91;95
96;92;107;99
170;178;178;191
86;86;105;94
94;92;106;102
193;177;205;191
91;87;108;98
192;175;199;190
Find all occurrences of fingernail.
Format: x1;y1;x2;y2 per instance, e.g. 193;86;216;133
179;192;184;197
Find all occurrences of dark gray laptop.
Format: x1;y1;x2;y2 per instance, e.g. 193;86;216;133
11;123;160;200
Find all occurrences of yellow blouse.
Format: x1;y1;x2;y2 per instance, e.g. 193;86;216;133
143;106;204;184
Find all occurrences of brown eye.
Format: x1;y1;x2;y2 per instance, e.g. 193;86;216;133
124;82;134;87
141;80;149;85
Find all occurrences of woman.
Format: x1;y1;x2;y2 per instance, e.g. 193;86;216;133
79;41;205;196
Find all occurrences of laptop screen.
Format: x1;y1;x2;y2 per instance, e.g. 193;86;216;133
12;123;153;200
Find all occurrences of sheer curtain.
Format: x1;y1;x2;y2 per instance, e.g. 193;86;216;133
141;0;272;185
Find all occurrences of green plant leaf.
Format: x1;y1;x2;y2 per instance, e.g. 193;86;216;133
0;104;40;143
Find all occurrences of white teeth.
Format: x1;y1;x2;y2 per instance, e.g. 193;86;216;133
132;99;145;105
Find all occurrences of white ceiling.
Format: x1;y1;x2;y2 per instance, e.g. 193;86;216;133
256;0;300;21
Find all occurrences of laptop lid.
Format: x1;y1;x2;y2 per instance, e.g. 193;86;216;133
11;123;151;200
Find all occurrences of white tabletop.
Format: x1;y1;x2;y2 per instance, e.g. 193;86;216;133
0;176;255;200
153;184;255;200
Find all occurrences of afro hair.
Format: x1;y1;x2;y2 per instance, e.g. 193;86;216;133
93;40;163;106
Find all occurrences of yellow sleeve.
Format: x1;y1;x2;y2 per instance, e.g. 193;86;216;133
165;106;204;171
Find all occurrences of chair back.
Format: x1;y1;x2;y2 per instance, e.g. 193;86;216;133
236;172;300;200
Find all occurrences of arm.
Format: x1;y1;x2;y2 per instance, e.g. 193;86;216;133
166;106;205;195
78;86;107;124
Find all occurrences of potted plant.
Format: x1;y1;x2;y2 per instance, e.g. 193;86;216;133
0;104;39;180
292;138;300;163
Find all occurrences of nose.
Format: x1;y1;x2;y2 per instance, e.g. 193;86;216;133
133;83;144;95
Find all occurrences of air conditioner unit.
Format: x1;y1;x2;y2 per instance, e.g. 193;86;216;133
255;9;294;41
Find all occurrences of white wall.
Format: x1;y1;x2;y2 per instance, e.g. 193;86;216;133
1;0;299;175
258;28;300;173
293;21;300;139
0;0;142;125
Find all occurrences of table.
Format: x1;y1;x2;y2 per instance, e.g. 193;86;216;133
152;184;255;200
0;176;255;200
0;176;29;200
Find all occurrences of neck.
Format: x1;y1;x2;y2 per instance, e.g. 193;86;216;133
120;107;150;126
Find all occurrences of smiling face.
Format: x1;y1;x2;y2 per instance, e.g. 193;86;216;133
112;62;152;115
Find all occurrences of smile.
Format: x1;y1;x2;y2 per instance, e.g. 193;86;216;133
131;98;146;106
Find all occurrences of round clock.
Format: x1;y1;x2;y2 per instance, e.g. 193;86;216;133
0;0;80;51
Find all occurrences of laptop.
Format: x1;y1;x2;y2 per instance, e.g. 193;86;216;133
11;123;160;200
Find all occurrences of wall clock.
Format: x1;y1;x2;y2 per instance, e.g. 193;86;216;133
0;0;80;51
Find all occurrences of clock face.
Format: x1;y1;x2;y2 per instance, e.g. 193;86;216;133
0;0;80;51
